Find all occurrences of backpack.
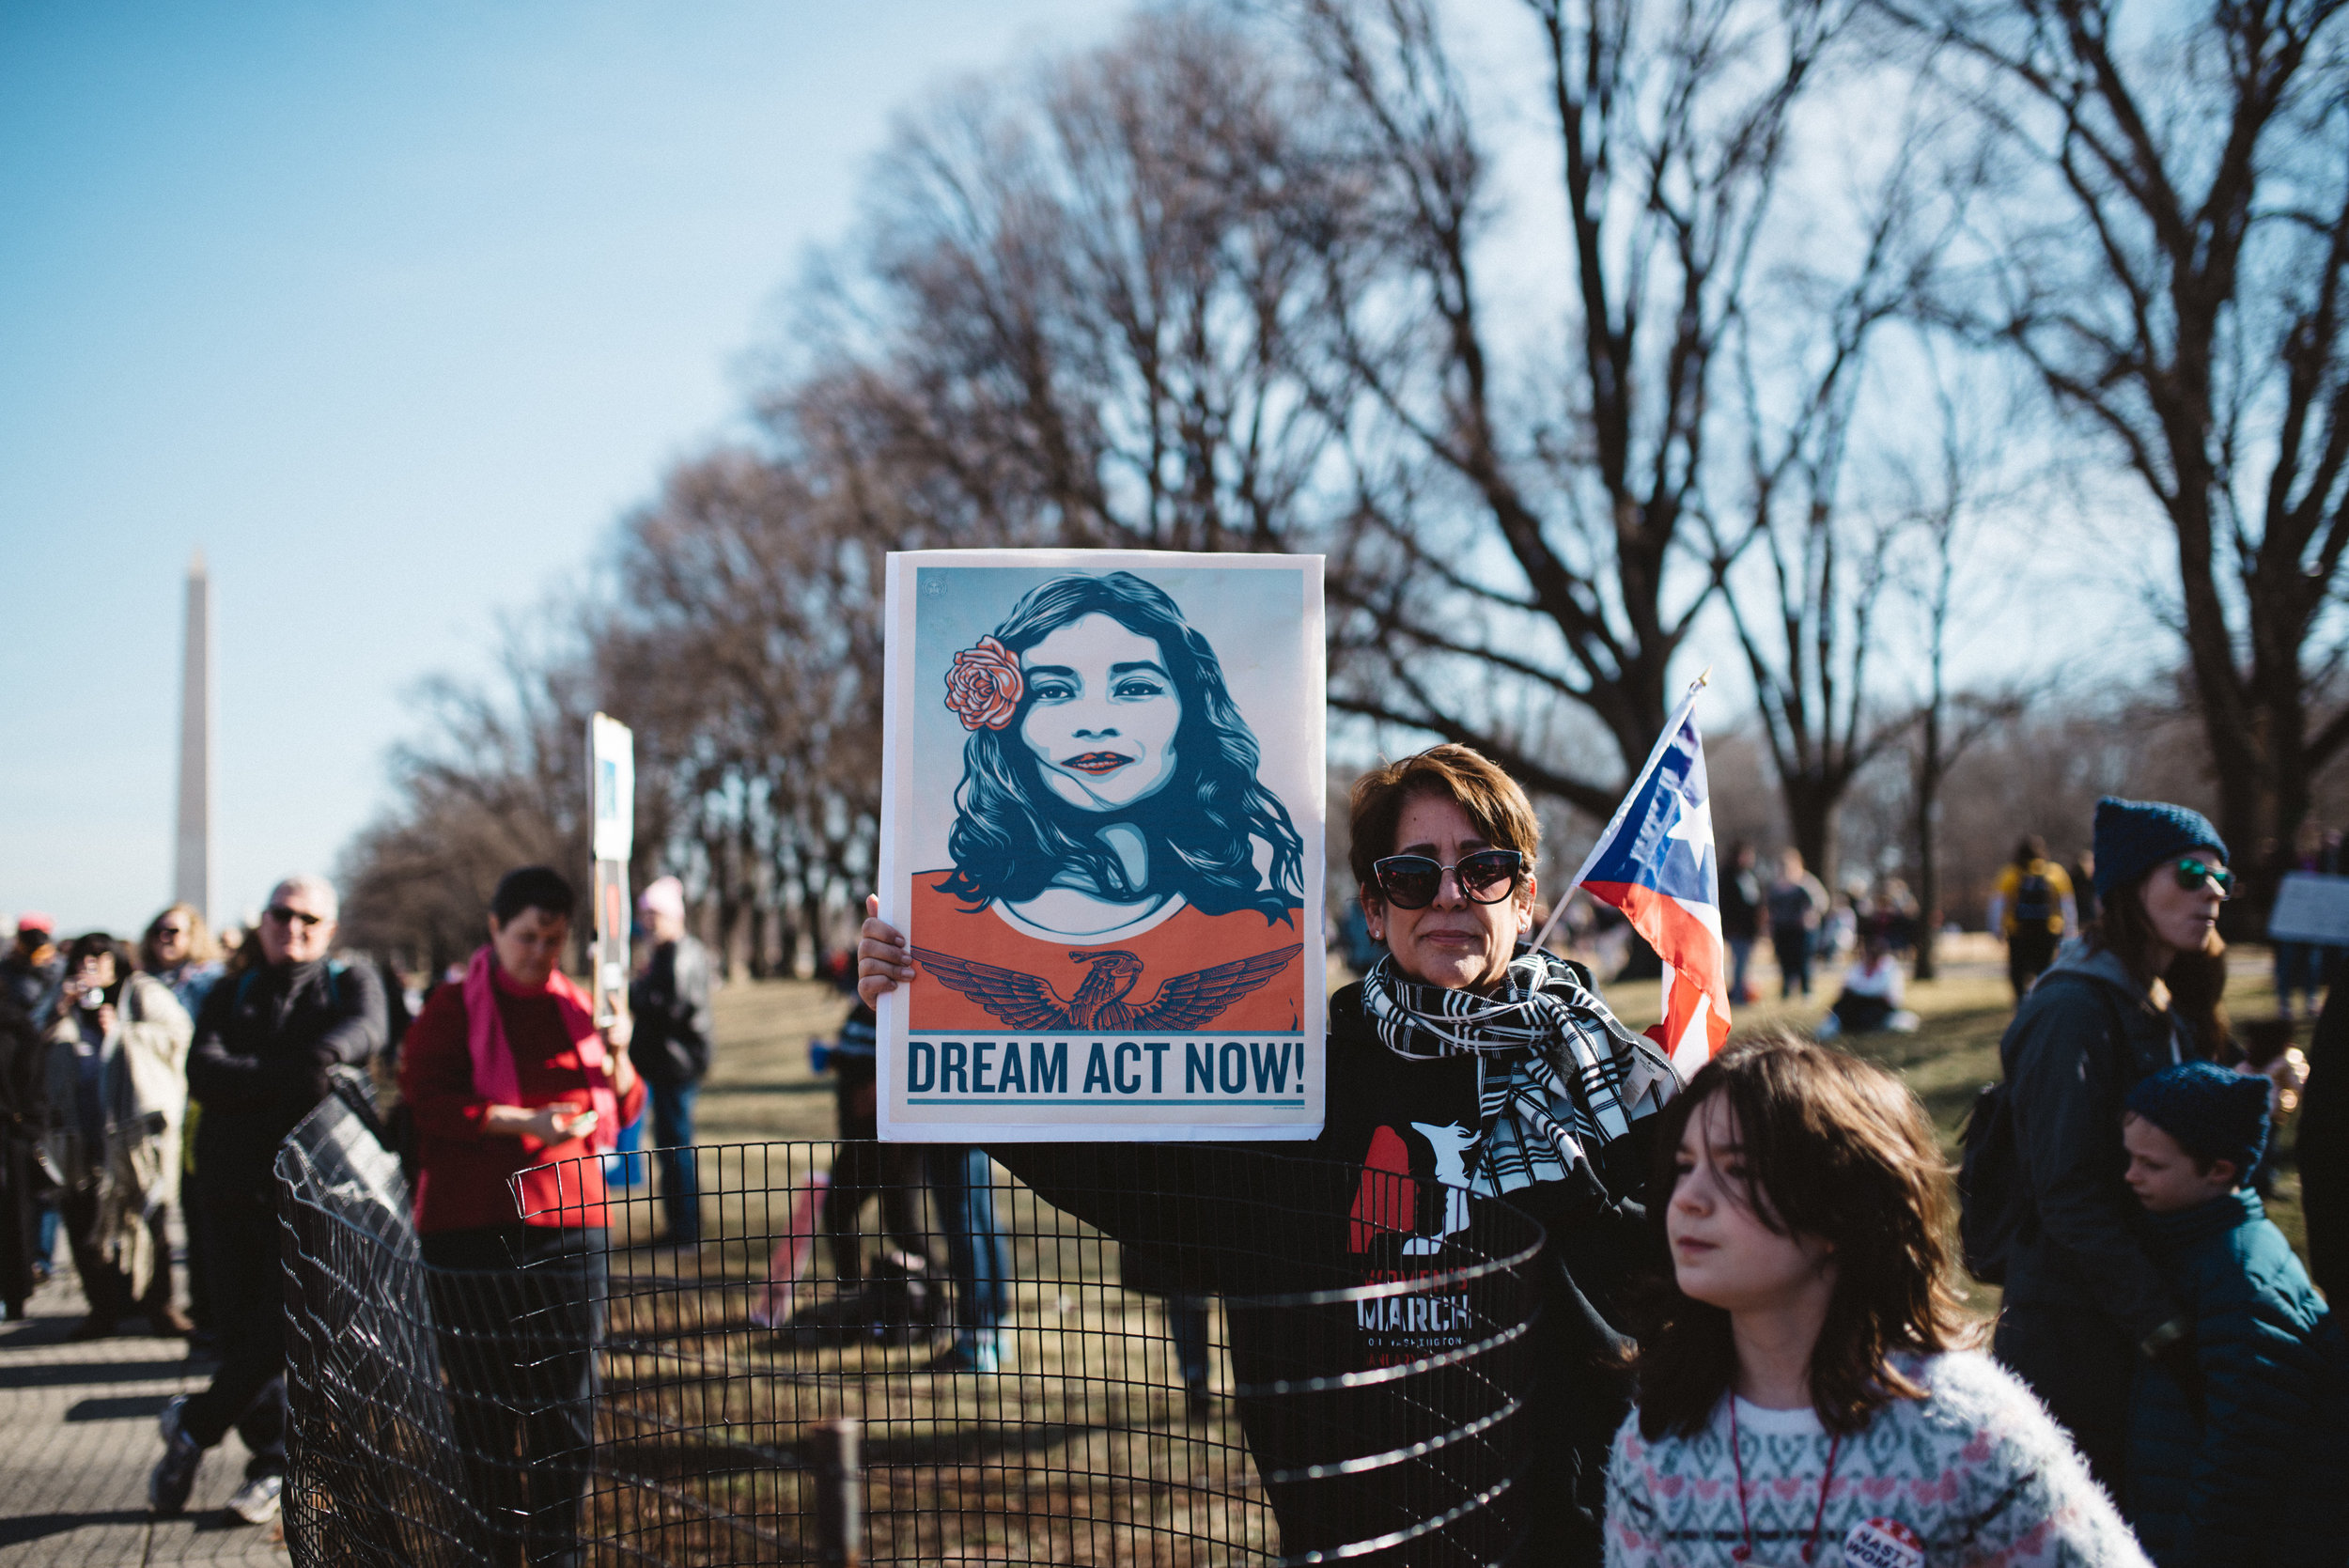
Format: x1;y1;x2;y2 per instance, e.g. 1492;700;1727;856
1957;971;2130;1284
1957;1081;2023;1283
2012;866;2058;931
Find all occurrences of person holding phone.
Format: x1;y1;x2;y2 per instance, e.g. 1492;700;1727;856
43;932;192;1340
396;865;643;1568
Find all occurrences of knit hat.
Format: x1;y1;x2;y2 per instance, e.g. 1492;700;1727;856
2124;1061;2270;1179
637;876;686;921
2092;797;2228;898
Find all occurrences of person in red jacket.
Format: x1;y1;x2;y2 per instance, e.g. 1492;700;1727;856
397;865;643;1568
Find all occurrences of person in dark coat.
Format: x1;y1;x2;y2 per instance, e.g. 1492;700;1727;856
1719;842;1763;1003
857;745;1674;1566
149;874;384;1528
1;916;63;1023
627;876;713;1245
2121;1061;2348;1566
1991;797;2229;1497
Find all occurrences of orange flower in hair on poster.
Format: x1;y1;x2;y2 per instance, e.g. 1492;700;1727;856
945;635;1023;730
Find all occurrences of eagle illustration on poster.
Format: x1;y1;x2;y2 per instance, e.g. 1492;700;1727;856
878;552;1327;1141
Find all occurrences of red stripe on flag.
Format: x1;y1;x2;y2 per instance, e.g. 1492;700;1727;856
1581;880;1731;1067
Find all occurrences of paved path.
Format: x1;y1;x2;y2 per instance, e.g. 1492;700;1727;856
0;1271;286;1568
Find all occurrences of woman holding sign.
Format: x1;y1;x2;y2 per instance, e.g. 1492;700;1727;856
862;744;1675;1566
399;865;643;1568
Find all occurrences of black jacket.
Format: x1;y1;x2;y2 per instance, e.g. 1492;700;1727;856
0;953;61;1028
188;959;385;1203
1719;867;1764;942
990;980;1657;1567
2126;1190;2349;1567
629;936;714;1088
1997;944;2191;1343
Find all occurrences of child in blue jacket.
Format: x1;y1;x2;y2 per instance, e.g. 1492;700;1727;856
2121;1060;2347;1566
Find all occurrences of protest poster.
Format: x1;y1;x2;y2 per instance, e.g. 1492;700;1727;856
875;551;1326;1141
588;711;635;1027
2269;870;2349;944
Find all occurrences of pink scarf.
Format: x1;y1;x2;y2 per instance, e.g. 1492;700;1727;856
462;945;621;1155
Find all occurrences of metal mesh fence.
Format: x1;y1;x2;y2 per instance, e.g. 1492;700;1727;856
275;1099;1548;1566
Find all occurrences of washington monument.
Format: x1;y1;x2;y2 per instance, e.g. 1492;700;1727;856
175;550;211;920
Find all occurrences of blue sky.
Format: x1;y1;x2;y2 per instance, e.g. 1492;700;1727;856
0;0;1119;934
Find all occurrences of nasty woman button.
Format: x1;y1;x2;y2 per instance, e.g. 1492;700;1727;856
1842;1516;1925;1568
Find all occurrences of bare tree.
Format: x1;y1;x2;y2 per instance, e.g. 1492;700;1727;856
336;618;599;975
1286;0;1864;813
1717;128;1948;878
599;444;897;977
1879;0;2349;857
791;8;1348;557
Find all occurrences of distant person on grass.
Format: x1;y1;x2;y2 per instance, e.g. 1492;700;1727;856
398;865;643;1568
1765;849;1827;1000
2118;1062;2347;1566
1812;929;1919;1041
1719;842;1763;1004
1989;799;2228;1498
1988;833;2077;1001
153;874;385;1527
628;875;713;1246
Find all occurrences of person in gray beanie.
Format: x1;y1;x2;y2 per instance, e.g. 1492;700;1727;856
1986;796;2232;1501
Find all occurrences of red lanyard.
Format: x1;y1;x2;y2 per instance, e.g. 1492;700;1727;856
1727;1396;1841;1564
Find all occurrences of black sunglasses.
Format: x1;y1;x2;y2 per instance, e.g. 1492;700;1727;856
265;905;325;929
2173;857;2232;895
1372;849;1525;910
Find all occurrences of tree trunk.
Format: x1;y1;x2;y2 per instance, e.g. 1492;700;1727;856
1781;776;1841;893
801;867;829;982
1911;703;1943;982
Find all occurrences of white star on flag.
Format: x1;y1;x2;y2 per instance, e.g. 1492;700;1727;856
1662;787;1714;853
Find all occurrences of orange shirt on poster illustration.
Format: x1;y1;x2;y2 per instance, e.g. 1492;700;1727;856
906;874;1307;1035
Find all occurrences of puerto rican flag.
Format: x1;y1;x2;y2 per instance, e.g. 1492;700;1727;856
1563;684;1731;1072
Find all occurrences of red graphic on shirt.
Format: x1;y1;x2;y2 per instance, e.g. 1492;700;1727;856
1349;1126;1417;1252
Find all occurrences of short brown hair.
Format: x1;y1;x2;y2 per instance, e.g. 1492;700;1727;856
1633;1032;1969;1439
1347;745;1541;897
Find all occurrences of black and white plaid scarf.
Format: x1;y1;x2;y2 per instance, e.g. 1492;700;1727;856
1362;946;1680;1198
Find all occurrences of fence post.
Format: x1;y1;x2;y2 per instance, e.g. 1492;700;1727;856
810;1418;863;1566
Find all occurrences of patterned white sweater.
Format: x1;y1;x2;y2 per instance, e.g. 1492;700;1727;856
1606;1351;2149;1567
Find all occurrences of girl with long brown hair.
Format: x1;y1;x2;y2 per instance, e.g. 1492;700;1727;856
1609;1033;2140;1565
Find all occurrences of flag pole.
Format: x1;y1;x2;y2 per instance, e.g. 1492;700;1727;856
1530;670;1711;955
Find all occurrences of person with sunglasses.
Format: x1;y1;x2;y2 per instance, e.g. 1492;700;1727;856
856;744;1675;1565
153;874;385;1528
1988;797;2233;1506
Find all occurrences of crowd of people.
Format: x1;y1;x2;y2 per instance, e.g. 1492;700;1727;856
2;753;2342;1566
855;768;2347;1566
0;867;718;1554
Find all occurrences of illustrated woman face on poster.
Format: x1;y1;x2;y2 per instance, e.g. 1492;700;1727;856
937;570;1305;940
